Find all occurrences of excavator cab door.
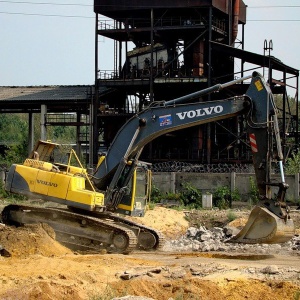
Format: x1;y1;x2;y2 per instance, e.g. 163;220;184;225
132;166;151;216
116;164;150;217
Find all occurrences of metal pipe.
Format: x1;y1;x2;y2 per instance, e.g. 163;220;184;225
208;7;212;95
272;113;285;183
91;13;99;168
279;161;285;183
40;104;47;140
228;0;232;45
165;74;252;105
232;0;240;45
282;71;287;158
150;9;154;102
296;75;299;147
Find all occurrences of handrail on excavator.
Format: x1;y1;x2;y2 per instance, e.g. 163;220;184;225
165;74;252;105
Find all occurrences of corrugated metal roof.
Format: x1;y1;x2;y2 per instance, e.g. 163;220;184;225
0;85;92;102
211;41;299;76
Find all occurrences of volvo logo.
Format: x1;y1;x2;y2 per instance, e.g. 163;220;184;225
37;179;58;187
176;105;224;120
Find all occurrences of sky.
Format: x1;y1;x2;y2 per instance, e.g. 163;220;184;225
0;0;300;97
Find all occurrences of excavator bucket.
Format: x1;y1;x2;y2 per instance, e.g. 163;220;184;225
228;206;295;244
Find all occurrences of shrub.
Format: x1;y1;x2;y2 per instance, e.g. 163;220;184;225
249;176;259;205
231;187;241;202
150;186;182;206
285;151;300;175
150;185;163;203
227;210;237;222
212;186;231;209
0;182;27;202
180;182;202;209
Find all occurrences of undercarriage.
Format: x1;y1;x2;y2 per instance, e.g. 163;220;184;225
1;204;165;254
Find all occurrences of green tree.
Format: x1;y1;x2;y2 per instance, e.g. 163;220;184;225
180;182;202;208
0;113;79;166
213;186;231;209
0;114;28;165
285;151;300;175
0;114;28;145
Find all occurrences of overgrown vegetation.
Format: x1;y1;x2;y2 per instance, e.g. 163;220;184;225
0;182;27;202
285;150;300;175
150;185;164;204
151;182;241;210
0;114;30;166
227;210;237;222
151;182;202;209
294;290;300;300
249;176;259;205
0;113;78;168
180;182;202;208
212;186;231;209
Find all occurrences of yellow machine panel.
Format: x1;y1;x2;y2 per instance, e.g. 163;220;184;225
23;159;54;172
47;172;70;199
35;170;53;195
14;162;105;209
14;165;39;192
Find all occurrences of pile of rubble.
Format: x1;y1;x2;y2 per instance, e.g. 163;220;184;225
164;225;300;254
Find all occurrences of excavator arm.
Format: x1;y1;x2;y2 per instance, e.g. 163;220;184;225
228;73;295;243
94;71;294;243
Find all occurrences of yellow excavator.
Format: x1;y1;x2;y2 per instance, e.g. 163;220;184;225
2;72;295;253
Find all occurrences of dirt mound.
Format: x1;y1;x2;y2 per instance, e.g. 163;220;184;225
0;223;72;258
107;276;299;300
128;207;190;239
0;206;299;300
227;217;248;229
0;281;83;300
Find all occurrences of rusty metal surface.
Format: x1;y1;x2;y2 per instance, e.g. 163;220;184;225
95;0;246;25
96;0;212;12
211;41;299;76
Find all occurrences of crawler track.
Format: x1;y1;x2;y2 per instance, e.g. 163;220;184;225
2;204;137;254
1;204;165;254
82;210;166;251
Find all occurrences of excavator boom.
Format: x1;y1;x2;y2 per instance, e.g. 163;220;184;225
94;71;294;244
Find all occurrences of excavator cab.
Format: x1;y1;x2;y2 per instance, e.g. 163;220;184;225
116;163;151;217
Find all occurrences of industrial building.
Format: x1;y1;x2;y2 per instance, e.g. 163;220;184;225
93;0;299;166
0;0;298;169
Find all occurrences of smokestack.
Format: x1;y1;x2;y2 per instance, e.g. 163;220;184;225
232;0;240;44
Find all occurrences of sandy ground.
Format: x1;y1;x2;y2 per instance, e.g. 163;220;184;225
0;205;299;300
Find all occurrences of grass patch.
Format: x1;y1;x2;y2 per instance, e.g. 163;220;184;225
227;210;237;222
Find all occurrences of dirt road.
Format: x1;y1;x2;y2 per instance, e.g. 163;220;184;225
0;205;299;300
0;248;299;300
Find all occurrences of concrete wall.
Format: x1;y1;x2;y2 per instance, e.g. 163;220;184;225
152;172;300;202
